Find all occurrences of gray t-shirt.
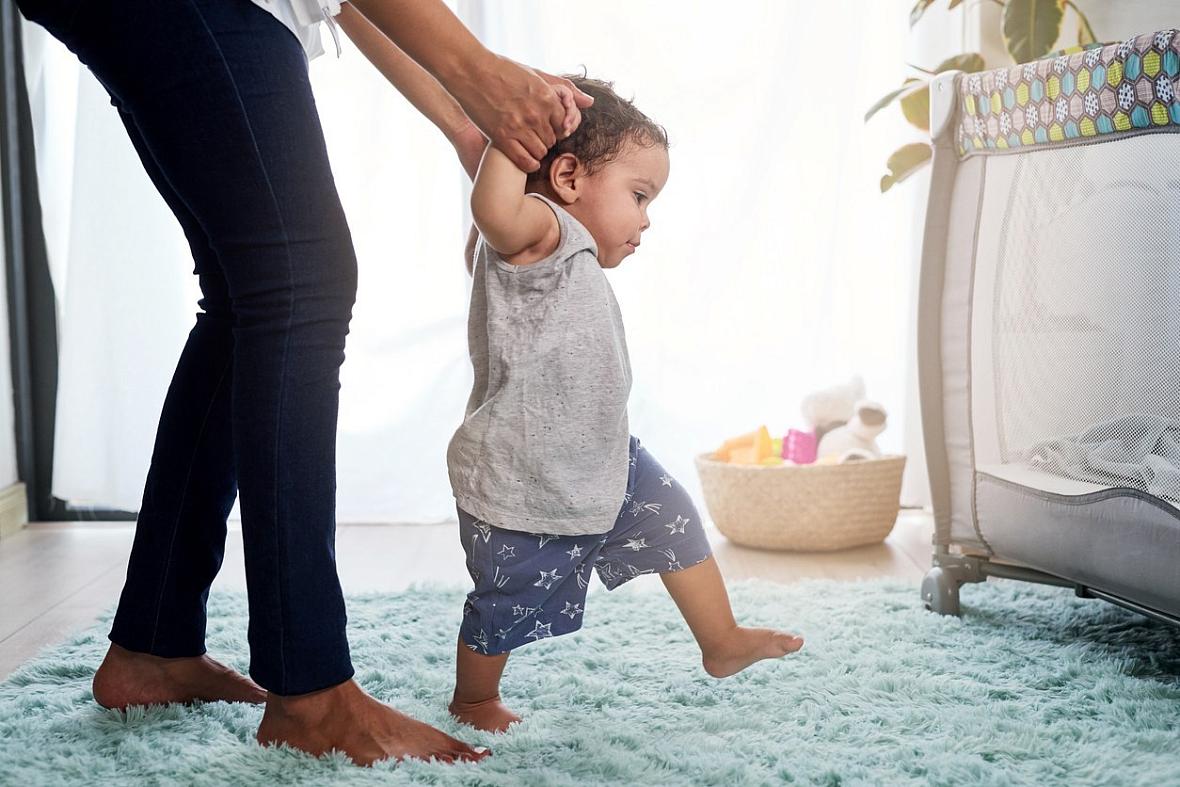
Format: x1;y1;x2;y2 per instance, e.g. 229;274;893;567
447;193;632;536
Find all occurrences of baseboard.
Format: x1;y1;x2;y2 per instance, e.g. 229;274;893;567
0;482;28;539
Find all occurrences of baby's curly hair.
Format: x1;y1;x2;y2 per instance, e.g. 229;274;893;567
527;73;668;186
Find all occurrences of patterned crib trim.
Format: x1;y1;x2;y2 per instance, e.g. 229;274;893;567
956;28;1180;156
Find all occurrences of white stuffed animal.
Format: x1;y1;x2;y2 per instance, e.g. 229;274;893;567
800;375;865;439
816;399;887;462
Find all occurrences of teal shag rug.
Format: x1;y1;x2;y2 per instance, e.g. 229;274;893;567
1;579;1178;786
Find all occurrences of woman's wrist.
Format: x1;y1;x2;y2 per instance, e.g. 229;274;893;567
436;48;500;121
449;121;489;181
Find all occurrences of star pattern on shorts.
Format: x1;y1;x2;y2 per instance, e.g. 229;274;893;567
630;501;663;517
525;620;553;640
665;515;689;535
497;544;516;560
511;605;538;621
560;602;584;619
566;544;584;561
537;534;557;549
534;568;563;590
623;537;650;551
659;474;673;487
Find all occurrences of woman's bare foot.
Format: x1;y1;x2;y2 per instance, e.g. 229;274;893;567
701;626;804;679
257;679;490;766
448;694;522;733
92;643;266;709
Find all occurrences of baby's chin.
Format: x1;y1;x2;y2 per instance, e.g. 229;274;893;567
598;258;625;269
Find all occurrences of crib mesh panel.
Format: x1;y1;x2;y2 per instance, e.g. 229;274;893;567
988;135;1180;500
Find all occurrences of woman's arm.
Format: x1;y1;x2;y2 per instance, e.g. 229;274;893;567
344;0;591;173
470;145;558;260
336;4;487;178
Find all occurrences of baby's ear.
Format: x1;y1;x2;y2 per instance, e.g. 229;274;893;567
548;153;582;203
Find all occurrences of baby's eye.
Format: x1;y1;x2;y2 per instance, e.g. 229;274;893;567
634;192;648;203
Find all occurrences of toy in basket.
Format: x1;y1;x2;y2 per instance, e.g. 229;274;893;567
696;377;906;551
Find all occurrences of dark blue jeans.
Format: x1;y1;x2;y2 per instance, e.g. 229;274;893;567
18;0;358;694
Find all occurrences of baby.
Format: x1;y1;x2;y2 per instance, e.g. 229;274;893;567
446;76;804;734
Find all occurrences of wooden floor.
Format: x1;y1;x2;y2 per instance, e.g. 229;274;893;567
0;511;933;680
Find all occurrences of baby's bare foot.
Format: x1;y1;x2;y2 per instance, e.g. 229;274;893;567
702;626;803;678
449;695;522;733
92;643;266;709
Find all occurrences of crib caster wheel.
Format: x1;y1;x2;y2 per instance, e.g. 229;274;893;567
921;567;961;616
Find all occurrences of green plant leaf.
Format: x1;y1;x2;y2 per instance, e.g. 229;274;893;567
880;143;933;192
934;52;987;73
909;0;938;28
1003;0;1065;63
900;80;931;131
865;79;928;123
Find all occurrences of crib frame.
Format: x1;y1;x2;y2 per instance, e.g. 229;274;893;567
916;36;1180;626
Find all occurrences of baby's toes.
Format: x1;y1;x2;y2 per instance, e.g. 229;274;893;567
772;631;804;655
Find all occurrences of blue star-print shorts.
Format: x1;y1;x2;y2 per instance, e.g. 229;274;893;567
457;436;713;655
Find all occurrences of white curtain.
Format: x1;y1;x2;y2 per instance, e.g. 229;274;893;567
24;0;924;522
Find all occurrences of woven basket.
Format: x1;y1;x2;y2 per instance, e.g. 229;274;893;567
695;453;906;551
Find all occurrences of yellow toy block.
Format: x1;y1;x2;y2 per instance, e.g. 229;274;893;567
717;426;777;464
728;446;759;464
752;426;773;461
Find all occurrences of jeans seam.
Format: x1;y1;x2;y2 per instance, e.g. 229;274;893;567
187;0;297;690
146;356;233;652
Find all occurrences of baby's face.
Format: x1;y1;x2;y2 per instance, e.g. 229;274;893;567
569;141;670;269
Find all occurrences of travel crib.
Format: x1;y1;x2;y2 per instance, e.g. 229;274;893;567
917;29;1180;625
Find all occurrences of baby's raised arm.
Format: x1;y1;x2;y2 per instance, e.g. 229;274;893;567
470;146;560;260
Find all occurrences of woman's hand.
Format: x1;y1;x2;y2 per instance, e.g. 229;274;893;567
451;55;592;173
343;0;589;171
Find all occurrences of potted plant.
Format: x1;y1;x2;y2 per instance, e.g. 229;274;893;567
868;0;1098;191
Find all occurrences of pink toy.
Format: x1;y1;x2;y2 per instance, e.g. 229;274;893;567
783;429;817;464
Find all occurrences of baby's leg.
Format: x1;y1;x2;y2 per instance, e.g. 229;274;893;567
598;439;802;678
450;509;602;731
661;557;803;678
449;638;520;733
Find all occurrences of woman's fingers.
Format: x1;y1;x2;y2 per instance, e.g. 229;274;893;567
537;69;594;109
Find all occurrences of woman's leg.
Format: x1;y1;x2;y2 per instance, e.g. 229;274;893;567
71;0;356;700
21;0;485;764
92;107;266;709
105;105;239;661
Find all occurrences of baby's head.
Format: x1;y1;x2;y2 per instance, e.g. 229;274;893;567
528;75;669;268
